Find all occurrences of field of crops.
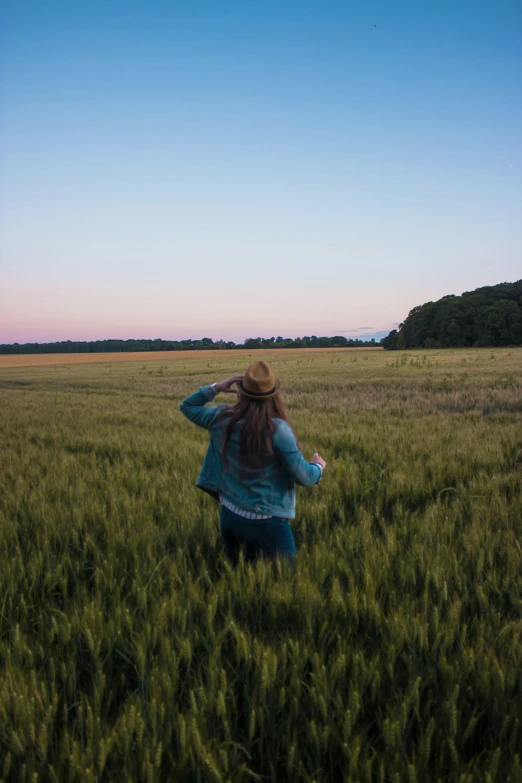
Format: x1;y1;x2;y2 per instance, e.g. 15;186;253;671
0;347;521;782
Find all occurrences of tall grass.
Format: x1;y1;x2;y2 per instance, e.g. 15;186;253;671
0;348;521;782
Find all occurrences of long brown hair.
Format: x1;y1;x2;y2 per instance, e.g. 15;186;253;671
219;390;300;470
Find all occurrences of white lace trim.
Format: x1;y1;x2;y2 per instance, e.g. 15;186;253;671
219;494;272;520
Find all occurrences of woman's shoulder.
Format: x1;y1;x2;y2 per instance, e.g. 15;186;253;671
210;404;231;425
214;404;249;428
272;418;296;449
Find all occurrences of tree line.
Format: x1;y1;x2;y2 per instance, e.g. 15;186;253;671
381;280;522;350
0;335;379;355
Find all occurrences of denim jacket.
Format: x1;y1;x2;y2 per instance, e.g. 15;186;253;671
180;386;322;519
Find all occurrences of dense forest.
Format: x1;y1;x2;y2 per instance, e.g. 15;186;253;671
381;280;522;350
0;335;379;355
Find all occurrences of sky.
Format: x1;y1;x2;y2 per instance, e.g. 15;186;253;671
1;0;521;344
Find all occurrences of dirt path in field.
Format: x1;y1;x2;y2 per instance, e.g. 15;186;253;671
0;346;381;369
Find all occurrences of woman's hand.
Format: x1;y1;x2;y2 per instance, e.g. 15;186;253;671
312;452;327;470
215;374;243;394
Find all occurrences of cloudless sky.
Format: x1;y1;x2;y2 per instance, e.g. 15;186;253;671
1;0;521;343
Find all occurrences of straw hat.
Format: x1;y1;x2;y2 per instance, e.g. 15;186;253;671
240;361;280;399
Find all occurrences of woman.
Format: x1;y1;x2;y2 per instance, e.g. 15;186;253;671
180;360;326;565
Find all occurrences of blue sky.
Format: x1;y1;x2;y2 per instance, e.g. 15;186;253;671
1;0;521;343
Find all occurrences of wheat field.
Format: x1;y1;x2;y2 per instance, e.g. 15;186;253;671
0;347;521;782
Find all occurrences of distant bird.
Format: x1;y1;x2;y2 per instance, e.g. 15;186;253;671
374;23;377;27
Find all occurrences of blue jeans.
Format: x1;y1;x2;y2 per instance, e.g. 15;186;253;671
219;505;297;566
